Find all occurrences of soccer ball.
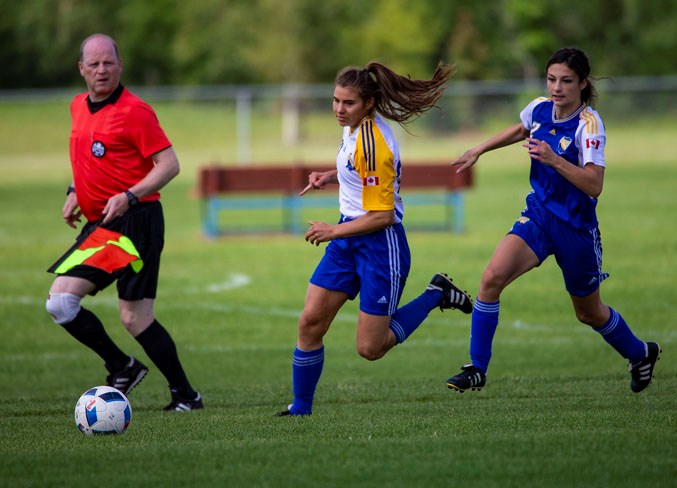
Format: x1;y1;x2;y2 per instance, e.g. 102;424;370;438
74;386;132;435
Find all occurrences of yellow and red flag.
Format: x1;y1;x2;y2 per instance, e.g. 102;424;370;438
48;227;143;275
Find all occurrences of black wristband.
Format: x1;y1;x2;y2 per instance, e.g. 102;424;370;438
66;185;76;196
125;190;139;207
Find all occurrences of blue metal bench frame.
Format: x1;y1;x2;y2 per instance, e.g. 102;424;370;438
198;164;471;237
201;191;466;237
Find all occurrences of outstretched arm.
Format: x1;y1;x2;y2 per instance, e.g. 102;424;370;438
452;123;530;173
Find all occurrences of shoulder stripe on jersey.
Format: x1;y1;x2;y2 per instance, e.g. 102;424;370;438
370;122;376;170
361;120;376;171
360;121;368;170
580;109;598;135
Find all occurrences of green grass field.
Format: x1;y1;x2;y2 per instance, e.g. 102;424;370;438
0;102;675;487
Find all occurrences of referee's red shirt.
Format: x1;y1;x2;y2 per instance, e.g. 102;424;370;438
69;88;172;222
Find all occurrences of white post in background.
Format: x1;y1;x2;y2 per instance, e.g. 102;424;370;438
282;83;301;146
236;88;252;164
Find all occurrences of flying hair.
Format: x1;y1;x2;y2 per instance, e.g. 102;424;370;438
335;62;455;127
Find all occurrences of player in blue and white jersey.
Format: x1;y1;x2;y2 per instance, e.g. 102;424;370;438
446;48;660;394
276;62;473;416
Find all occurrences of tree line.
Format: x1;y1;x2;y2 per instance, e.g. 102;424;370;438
1;0;675;89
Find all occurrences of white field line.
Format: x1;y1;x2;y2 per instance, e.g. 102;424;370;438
202;273;251;292
3;293;584;332
4;270;672;363
5;292;666;339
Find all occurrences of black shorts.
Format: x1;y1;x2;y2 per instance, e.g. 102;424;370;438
52;201;165;300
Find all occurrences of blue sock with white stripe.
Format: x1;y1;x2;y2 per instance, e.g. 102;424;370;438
389;289;440;344
290;346;324;415
594;308;645;364
469;299;500;374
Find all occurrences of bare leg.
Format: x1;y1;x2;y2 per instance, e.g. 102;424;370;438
478;234;541;302
355;312;395;361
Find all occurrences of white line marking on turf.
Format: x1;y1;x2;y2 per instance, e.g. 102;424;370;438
3;295;673;339
204;273;251;292
0;295;586;330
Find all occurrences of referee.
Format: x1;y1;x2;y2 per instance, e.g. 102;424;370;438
46;34;202;411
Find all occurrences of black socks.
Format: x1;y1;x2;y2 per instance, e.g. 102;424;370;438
61;307;129;373
134;320;196;397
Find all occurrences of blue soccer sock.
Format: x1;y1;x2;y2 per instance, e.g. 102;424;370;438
469;299;500;374
290;346;324;415
389;289;440;344
594;307;646;364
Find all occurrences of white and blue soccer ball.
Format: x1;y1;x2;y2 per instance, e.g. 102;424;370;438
74;386;132;435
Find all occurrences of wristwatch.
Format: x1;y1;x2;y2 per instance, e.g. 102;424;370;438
125;190;139;207
66;185;76;196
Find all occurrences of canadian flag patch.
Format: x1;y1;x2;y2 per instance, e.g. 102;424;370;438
363;176;379;186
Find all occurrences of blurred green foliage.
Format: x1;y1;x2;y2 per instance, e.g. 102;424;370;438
1;0;676;88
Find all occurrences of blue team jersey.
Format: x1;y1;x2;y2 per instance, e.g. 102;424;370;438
520;98;606;230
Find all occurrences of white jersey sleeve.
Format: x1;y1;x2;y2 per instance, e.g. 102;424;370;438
519;97;549;130
576;106;606;168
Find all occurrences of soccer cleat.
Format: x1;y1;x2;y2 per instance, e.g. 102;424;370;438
164;388;204;411
427;273;473;314
275;405;293;417
274;404;310;417
629;341;661;393
446;364;486;392
106;356;148;395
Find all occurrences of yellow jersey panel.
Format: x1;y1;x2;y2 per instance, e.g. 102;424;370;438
336;114;403;222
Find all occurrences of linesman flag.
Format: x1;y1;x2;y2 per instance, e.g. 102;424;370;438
48;227;143;275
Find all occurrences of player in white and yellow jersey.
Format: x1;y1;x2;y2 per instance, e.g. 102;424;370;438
335;113;404;224
277;62;472;416
446;48;660;394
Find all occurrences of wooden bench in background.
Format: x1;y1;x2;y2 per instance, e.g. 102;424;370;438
197;163;473;237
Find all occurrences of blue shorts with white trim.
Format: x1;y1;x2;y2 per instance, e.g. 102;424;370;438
310;219;410;316
509;193;609;297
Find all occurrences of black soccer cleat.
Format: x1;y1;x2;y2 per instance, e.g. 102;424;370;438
629;341;661;393
427;273;473;314
446;364;486;392
106;357;148;395
164;388;204;411
274;404;310;417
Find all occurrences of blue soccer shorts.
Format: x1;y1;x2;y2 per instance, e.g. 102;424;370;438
509;193;609;297
310;220;411;316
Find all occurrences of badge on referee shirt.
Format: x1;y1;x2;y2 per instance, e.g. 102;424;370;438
91;141;106;158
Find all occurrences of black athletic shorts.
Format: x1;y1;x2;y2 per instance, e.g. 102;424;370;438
51;201;165;300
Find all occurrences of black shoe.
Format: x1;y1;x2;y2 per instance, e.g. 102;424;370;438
629;341;661;393
274;404;310;417
446;364;486;392
427;273;473;314
106;357;148;395
164;388;204;411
